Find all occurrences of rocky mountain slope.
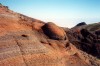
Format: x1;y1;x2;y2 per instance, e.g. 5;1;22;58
0;4;100;66
67;22;100;58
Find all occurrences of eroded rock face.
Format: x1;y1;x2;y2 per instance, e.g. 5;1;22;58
0;5;100;66
67;28;100;58
42;22;66;40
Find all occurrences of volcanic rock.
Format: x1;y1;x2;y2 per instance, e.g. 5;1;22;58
67;24;100;58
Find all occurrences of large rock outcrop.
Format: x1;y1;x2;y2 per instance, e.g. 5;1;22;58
67;23;100;58
0;4;100;66
42;22;67;40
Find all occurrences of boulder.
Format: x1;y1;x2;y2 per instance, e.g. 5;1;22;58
42;22;66;40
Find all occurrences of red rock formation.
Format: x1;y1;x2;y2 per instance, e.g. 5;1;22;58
42;22;66;40
0;4;100;66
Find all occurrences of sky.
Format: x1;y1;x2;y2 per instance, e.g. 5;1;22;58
0;0;100;28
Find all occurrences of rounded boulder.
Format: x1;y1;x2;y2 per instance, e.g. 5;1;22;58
42;22;66;40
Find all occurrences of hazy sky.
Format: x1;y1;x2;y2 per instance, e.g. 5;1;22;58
0;0;100;28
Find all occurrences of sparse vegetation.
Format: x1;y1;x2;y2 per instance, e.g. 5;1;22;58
85;23;100;31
